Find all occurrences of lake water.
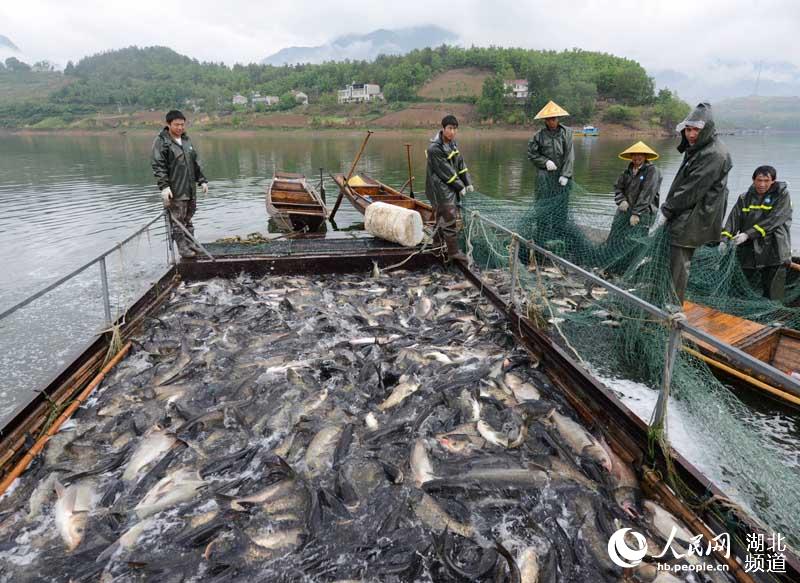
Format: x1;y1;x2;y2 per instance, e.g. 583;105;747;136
2;130;799;307
1;130;799;539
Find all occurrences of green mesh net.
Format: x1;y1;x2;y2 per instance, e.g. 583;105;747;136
459;177;800;549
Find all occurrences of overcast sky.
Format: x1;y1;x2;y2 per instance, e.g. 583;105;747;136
3;0;799;89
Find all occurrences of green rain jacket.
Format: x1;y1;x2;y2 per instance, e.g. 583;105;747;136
151;127;208;200
661;103;733;248
527;124;575;179
613;161;662;216
425;131;471;207
722;181;792;268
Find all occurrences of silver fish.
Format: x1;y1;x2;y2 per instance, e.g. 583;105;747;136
54;480;94;551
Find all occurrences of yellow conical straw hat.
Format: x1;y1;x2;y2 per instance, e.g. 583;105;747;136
618;141;659;161
534;100;570;120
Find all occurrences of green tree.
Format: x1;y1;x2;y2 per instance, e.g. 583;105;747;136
477;74;505;120
654;89;690;130
604;104;636;124
4;57;31;72
278;92;296;110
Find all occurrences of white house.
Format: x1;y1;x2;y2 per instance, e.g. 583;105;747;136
252;93;280;106
292;91;309;105
504;79;529;100
338;83;383;104
232;94;247;106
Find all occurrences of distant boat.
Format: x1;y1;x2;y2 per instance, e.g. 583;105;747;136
575;125;599;136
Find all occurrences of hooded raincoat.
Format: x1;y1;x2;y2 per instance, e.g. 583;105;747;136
661;103;733;248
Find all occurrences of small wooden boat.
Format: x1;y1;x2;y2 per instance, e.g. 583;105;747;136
332;173;436;224
266;172;327;232
683;301;800;407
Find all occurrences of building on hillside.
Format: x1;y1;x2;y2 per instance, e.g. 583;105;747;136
338;83;383;104
252;93;280;106
503;79;529;100
232;94;248;106
292;91;309;105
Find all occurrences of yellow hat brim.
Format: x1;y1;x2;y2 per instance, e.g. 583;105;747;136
618;141;659;161
534;100;570;120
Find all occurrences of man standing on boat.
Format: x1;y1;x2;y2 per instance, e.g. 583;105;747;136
527;100;574;193
651;102;732;305
151;110;209;258
614;141;662;228
425;114;473;262
720;165;792;301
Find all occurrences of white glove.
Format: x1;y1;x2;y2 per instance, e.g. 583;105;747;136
618;200;629;213
458;187;466;197
466;184;474;193
558;176;568;187
545;160;557;171
200;182;209;195
648;212;668;237
161;187;173;207
718;240;728;253
630;214;640;227
733;232;749;246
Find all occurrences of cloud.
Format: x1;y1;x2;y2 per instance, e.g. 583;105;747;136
2;0;798;98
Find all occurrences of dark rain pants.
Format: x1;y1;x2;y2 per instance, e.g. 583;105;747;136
435;202;460;241
743;265;787;302
669;245;696;305
169;198;197;243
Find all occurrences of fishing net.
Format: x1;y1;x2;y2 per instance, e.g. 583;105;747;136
459;174;800;549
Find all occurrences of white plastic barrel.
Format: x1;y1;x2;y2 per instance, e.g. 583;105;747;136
364;202;424;247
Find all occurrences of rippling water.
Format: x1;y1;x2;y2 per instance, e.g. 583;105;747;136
1;129;798;480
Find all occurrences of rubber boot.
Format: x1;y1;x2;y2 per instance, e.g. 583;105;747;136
445;235;466;263
176;237;197;258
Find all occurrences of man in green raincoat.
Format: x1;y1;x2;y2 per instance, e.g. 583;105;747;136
652;102;733;305
721;165;792;300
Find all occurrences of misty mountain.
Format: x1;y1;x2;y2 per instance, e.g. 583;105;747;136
0;35;19;52
715;96;800;130
262;25;458;66
653;60;800;105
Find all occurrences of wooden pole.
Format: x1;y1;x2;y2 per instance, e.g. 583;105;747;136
405;143;415;199
329;130;373;221
0;343;131;496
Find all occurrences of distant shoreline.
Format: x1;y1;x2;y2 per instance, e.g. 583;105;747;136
0;125;674;139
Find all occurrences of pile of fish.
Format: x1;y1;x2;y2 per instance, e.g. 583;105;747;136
0;267;731;582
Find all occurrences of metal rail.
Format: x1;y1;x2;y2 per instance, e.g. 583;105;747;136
468;211;800;399
0;212;167;322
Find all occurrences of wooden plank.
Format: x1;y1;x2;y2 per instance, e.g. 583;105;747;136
772;335;800;375
683;301;766;353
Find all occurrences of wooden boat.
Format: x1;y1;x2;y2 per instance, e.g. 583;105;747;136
266;171;327;232
683;301;800;407
332;173;435;224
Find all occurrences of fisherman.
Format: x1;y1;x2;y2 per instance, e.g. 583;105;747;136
151;109;209;258
720;165;792;301
651;102;732;305
425;114;474;262
527;100;574;192
613;141;662;227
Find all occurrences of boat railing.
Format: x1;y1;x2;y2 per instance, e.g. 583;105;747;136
0;212;175;424
465;211;800;425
